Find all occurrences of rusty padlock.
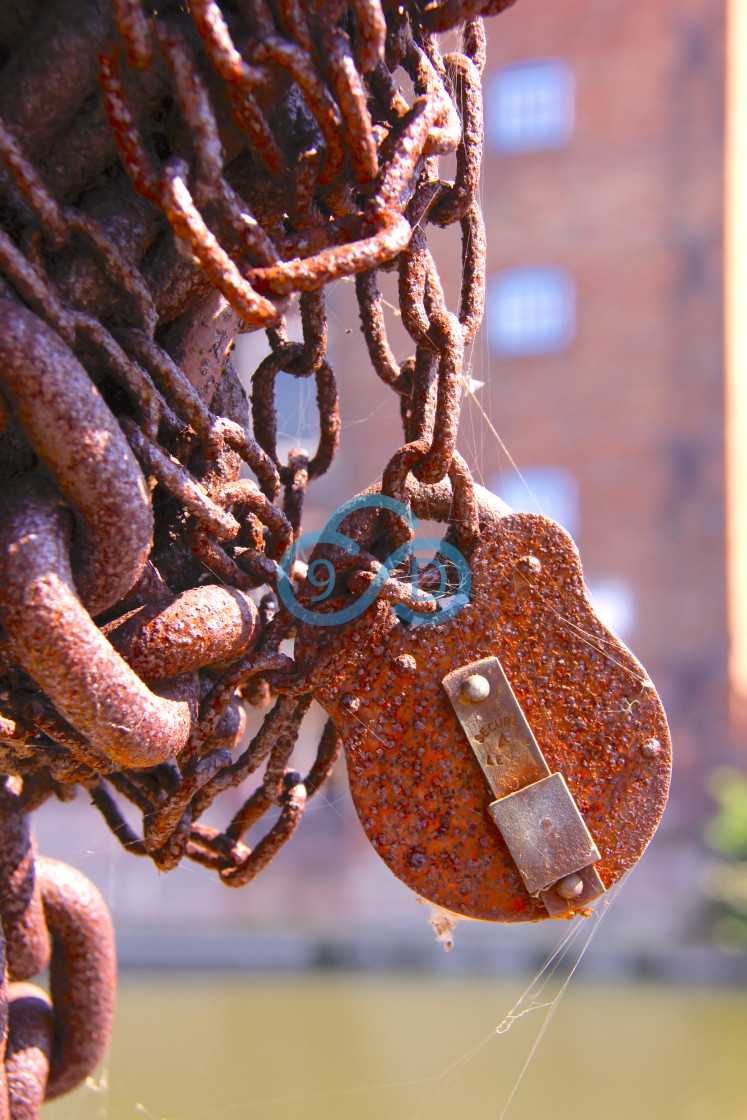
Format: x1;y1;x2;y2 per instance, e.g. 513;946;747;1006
290;483;671;922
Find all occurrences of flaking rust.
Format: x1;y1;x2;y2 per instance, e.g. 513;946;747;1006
297;504;671;922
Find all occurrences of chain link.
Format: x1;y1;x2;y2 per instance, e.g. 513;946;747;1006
0;777;115;1113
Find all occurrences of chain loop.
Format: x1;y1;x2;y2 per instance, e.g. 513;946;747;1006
0;779;116;1113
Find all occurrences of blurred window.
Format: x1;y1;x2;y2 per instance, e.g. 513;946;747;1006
585;578;636;641
491;466;580;538
486;59;575;152
487;266;575;355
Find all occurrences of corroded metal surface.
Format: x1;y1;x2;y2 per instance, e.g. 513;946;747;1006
0;475;197;770
38;858;116;1101
298;508;671;922
0;297;153;616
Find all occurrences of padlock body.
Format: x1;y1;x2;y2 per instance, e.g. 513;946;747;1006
296;497;671;922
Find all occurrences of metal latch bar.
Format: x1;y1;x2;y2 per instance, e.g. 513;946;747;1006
443;656;605;916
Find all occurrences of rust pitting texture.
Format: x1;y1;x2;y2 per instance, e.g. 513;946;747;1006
298;512;671;922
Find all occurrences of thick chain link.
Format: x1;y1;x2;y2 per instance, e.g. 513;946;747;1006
0;777;115;1115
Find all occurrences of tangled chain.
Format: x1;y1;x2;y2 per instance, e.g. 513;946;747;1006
0;0;509;1107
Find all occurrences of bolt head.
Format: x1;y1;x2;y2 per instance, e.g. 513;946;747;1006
555;872;584;900
520;554;542;575
461;673;490;703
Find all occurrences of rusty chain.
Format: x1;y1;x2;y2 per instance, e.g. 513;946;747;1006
0;0;512;1108
0;775;115;1118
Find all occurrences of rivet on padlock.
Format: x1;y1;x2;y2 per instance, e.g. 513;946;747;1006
294;483;671;923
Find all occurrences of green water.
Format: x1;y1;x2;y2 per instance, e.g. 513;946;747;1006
45;973;747;1120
